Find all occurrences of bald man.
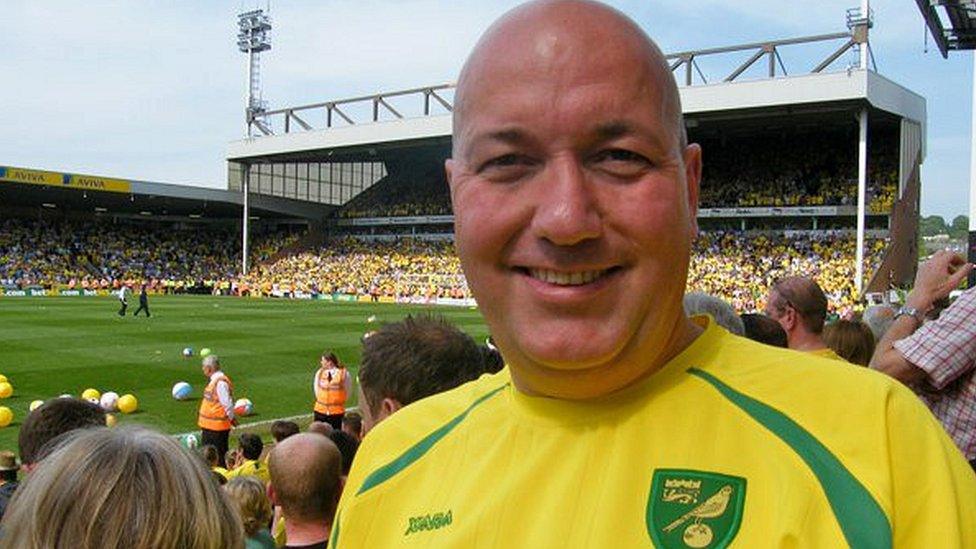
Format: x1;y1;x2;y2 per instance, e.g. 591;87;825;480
765;276;845;359
269;433;342;549
333;2;976;547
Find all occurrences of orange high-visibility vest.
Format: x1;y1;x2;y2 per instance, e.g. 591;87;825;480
198;374;233;431
313;367;348;415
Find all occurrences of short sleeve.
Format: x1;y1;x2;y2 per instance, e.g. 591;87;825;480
893;291;976;390
885;382;976;547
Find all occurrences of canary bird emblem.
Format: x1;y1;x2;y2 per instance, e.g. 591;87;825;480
647;470;746;549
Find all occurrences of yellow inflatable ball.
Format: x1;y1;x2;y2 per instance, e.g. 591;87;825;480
29;400;44;412
0;383;13;399
81;388;101;401
0;375;8;384
117;394;138;414
0;407;13;428
105;413;117;427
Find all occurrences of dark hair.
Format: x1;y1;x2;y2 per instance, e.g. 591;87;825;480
201;445;220;467
359;314;485;417
19;398;106;465
740;313;788;348
769;277;829;334
481;345;504;374
341;412;362;438
320;351;340;366
238;433;263;461
270;420;300;443
328;430;360;476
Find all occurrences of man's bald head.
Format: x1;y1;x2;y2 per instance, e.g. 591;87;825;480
453;0;685;157
269;433;342;523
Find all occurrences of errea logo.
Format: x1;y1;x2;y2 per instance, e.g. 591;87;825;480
404;510;453;536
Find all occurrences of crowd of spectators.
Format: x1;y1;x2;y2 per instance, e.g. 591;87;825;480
338;173;451;219
1;214;887;316
695;130;899;213
0;218;297;292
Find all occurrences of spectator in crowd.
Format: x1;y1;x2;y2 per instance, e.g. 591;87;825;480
683;291;745;335
312;352;352;430
862;303;896;342
823;319;875;366
18;397;106;474
225;476;275;549
333;2;976;546
1;426;243;548
328;430;360;478
307;421;333;437
201;444;229;482
269;433;342;549
0;451;19;521
341;411;363;442
271;420;300;444
740;313;788;348
12;396;107;522
357;314;485;434
871;250;976;469
765;276;846;360
226;433;270;484
198;355;236;467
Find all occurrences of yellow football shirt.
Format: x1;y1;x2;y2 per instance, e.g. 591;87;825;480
808;346;847;362
334;318;976;548
225;458;271;484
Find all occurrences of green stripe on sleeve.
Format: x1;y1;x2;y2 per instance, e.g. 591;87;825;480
356;383;508;496
688;368;891;549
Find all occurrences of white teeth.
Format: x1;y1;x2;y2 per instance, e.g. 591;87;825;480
528;269;607;286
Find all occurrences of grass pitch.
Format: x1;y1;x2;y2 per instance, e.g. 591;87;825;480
0;295;490;451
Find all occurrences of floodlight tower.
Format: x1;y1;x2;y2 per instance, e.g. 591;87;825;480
236;8;271;276
848;0;873;294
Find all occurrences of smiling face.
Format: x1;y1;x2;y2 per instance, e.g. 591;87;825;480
447;1;702;399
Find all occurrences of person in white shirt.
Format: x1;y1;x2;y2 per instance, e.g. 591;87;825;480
116;286;130;317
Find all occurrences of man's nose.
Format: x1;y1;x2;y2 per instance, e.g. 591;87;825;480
529;156;602;246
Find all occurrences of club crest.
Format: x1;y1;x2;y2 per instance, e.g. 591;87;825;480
646;469;746;549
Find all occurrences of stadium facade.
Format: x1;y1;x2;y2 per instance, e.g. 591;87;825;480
226;22;925;297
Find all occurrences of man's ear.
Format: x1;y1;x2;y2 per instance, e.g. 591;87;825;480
682;143;702;239
380;397;403;419
267;482;277;506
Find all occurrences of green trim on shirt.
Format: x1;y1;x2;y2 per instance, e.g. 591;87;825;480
689;368;891;549
356;383;509;496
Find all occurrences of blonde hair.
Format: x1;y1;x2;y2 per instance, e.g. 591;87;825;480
224;476;272;537
1;426;244;549
823;319;876;366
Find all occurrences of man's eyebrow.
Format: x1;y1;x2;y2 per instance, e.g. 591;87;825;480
469;128;532;147
593;121;635;140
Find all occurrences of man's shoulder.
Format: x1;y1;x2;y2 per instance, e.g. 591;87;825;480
354;371;509;465
703;331;903;410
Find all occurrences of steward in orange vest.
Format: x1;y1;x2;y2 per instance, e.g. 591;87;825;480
199;355;236;467
313;352;351;430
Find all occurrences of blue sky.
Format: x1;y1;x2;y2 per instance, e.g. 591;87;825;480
1;0;972;220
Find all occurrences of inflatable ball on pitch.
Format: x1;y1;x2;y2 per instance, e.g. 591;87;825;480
0;383;13;399
171;382;192;401
81;388;101;401
233;398;253;417
117;394;138;414
29;400;44;412
100;392;119;412
0;407;13;428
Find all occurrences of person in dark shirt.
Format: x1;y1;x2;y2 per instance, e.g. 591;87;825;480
132;284;151;317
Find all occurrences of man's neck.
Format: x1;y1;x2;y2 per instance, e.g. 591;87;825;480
284;518;331;546
788;331;826;352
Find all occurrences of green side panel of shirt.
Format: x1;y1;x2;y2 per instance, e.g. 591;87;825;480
688;368;892;549
356;383;509;496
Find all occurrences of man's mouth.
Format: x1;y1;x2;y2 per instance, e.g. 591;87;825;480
524;267;618;286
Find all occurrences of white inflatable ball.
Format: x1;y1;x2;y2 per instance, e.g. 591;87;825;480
100;391;119;412
233;398;253;417
181;434;198;449
171;382;192;400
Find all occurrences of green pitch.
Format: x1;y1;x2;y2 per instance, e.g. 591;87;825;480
0;295;490;451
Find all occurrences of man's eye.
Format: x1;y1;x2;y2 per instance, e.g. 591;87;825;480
480;154;528;170
477;154;537;181
593;149;649;164
592;149;651;177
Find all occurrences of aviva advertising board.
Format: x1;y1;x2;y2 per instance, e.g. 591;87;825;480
0;166;131;194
